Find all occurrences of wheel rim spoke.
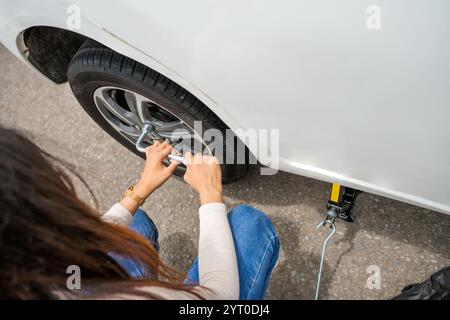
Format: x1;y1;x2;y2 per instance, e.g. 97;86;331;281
95;90;137;126
155;120;187;134
94;95;138;135
92;86;212;157
124;91;152;125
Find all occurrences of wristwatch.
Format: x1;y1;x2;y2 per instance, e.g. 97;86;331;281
122;185;145;206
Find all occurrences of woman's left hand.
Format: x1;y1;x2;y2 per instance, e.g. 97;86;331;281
133;140;180;198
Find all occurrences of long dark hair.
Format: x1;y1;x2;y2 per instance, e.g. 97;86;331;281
0;127;198;299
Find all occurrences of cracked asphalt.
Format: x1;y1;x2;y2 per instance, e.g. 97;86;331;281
1;44;449;299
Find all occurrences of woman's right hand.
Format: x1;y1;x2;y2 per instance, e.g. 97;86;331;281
183;152;223;205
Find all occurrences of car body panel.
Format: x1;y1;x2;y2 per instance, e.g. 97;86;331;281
1;0;449;214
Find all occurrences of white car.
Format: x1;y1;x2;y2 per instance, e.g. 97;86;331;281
1;1;449;215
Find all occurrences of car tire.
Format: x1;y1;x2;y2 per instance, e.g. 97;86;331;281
68;40;248;182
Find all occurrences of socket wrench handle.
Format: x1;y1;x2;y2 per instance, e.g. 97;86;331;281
168;154;186;165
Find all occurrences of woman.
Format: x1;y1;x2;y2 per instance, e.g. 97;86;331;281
0;127;279;299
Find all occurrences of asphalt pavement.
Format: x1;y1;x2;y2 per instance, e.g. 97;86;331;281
1;44;449;299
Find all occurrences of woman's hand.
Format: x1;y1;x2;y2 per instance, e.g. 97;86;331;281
183;152;223;205
134;140;180;198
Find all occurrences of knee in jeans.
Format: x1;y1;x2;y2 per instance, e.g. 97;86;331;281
229;205;278;239
230;204;264;220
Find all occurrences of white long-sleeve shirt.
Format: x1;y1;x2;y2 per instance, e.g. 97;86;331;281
101;202;239;300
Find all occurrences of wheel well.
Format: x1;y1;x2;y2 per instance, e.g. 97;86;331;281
23;26;88;84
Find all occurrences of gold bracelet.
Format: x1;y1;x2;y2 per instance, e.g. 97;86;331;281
122;185;145;206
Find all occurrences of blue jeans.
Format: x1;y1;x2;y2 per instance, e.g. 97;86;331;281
115;205;279;300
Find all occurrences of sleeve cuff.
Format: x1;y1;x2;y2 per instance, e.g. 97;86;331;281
199;202;227;217
102;203;133;226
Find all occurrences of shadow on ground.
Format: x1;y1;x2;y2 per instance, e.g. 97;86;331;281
160;232;197;272
226;165;449;259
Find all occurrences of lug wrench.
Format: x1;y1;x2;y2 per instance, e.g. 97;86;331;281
315;208;337;300
314;183;362;299
135;123;186;164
